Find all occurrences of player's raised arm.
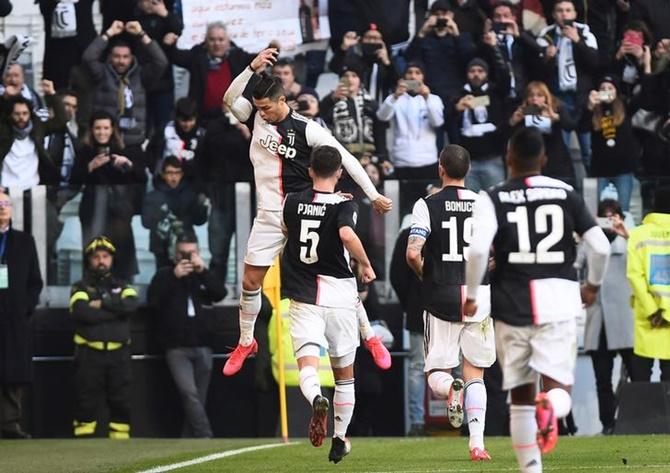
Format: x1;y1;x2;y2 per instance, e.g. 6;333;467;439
306;121;392;214
464;191;498;314
223;47;278;122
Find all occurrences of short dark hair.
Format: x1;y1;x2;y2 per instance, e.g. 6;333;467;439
597;199;624;219
175;97;197;120
274;58;294;70
176;229;199;245
508;127;545;172
57;89;78;100
310;146;342;178
8;95;33;113
252;73;285;101
162;156;183;171
109;39;132;54
439;145;470;180
553;0;576;9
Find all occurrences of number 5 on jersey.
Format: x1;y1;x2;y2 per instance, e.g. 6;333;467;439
299;219;321;264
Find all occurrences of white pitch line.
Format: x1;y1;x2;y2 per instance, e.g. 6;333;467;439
135;442;298;473
365;465;670;473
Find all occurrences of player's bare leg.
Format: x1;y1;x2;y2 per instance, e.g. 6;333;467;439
357;300;391;370
462;359;490;461
329;359;355;463
222;264;268;376
296;352;328;447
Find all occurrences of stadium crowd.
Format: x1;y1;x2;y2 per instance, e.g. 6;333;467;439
0;0;669;445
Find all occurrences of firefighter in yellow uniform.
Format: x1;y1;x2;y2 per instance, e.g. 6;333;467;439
626;190;670;382
69;236;139;438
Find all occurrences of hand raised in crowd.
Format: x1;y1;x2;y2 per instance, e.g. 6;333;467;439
111;154;133;170
376;44;391;65
418;15;438;38
643;45;652;73
150;0;169;18
2;83;20;97
190;253;206;273
393;80;408;99
445;17;460;37
372;195;393;214
125;21;145;36
40;79;55;96
174;258;194;278
89;299;102;309
482;30;497;47
250;48;278;72
562;23;580;43
504;19;520;37
610;214;629;239
616;0;631;11
332;80;350;100
88;153;111;173
587;90;600;110
542;104;560;122
456;94;474;112
509;105;525;125
105;20;125;38
163;32;179;46
341;31;359;51
417;83;431;98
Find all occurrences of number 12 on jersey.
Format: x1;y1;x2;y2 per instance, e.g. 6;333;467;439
506;204;565;264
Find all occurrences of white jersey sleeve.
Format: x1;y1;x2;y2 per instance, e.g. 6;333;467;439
465;191;498;300
223;66;254;122
305;120;382;202
409;198;431;239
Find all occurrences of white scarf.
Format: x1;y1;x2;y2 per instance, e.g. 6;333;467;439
556;30;577;92
460;83;496;137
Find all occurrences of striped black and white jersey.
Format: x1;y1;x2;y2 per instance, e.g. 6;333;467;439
410;186;490;322
224;67;381;211
281;189;358;308
467;175;600;326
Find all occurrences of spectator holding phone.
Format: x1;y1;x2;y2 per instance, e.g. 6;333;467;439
576;199;634;435
453;58;506;191
329;24;399;104
71;111;146;280
536;0;599;172
586;75;640;211
481;1;542;111
406;0;475;140
320;60;387;161
294;87;327;128
613;22;653;99
509;81;576;182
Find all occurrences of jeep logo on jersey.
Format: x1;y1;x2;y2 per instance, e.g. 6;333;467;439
259;134;297;159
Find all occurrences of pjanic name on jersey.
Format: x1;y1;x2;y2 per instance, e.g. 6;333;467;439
498;187;568;204
259;134;297;159
298;203;327;216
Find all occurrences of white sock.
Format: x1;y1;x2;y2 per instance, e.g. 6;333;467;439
427;371;453;398
547;388;572;418
299;366;321;405
333;379;355;439
465;378;487;450
239;288;261;346
356;299;374;340
510;405;542;473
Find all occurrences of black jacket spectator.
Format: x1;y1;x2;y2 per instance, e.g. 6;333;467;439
38;0;97;90
141;175;208;268
0;226;42;387
147;120;204;179
199;112;252;184
82;34;168;146
148;265;226;349
100;0;135;30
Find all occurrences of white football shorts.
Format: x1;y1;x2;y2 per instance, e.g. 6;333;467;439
423;312;496;372
495;318;577;390
244;209;286;267
289;300;359;359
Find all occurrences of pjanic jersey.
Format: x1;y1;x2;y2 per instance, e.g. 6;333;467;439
483;175;596;325
410;186;491;323
281;189;358;308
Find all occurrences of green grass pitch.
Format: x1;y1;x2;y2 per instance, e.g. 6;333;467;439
1;436;669;473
